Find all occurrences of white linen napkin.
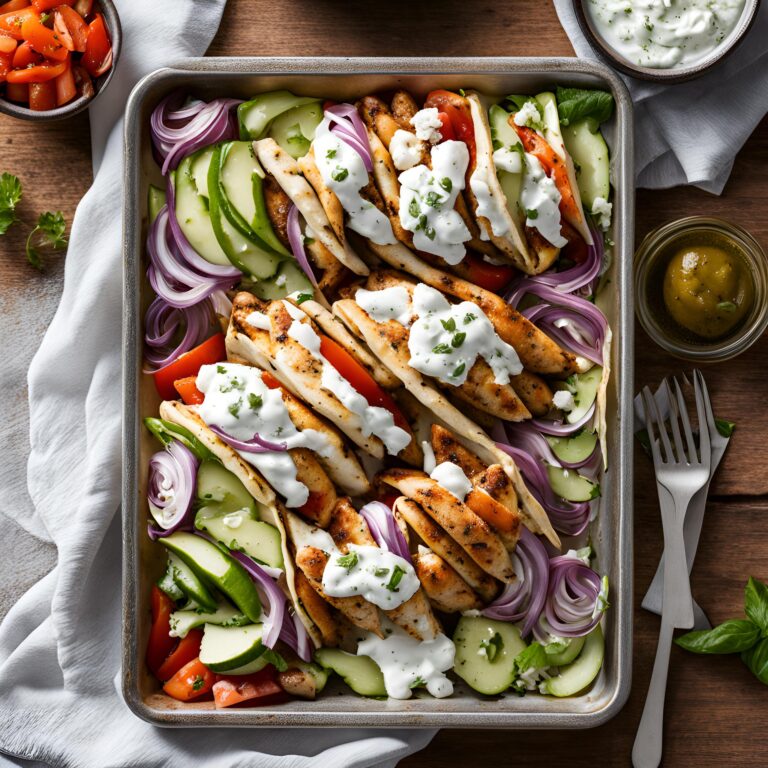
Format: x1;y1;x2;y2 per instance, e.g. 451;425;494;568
0;1;435;765
553;0;768;194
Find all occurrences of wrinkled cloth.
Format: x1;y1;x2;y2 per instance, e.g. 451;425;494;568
554;0;768;193
0;1;435;765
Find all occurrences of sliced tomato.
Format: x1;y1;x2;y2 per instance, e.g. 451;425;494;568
425;89;475;165
0;32;15;52
11;39;39;67
4;79;26;100
173;376;205;405
152;334;226;401
260;371;281;390
81;11;110;77
0;7;37;40
0;49;10;80
146;585;178;678
0;1;31;13
318;335;409;434
462;252;517;292
164;658;216;702
213;667;286;708
6;57;65;82
436;111;456;142
72;0;92;18
513;124;581;226
54;5;86;52
155;629;203;682
28;78;54;109
53;56;75;105
31;0;74;10
20;15;67;60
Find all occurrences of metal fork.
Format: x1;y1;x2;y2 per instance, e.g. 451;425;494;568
642;370;730;628
632;376;712;768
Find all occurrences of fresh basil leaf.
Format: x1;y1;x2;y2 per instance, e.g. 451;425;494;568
556;87;615;127
745;577;768;633
741;637;768;685
715;418;736;438
675;619;761;654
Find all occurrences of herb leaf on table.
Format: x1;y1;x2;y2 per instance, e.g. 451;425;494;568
744;576;768;634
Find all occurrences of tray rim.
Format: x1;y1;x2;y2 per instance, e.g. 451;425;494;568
122;56;635;729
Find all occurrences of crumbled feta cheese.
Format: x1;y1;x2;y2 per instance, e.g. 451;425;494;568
553;389;575;412
493;146;522;174
513;100;542;129
275;272;287;287
410;107;443;144
389;129;423;171
591;196;612;231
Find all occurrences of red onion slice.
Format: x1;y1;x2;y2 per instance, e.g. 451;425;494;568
325;104;373;172
482;528;549;637
146;441;199;540
143;296;214;372
209;424;287;453
359;501;412;563
531;402;596;437
542;555;606;638
286;204;318;287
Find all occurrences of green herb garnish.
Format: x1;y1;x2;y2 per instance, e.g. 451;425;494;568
439;177;453;193
451;362;466;378
248;393;263;411
331;166;349;182
432;343;452;354
387;565;406;591
192;675;206;691
525;208;539;220
441;317;456;332
424;191;443;208
451;331;466;348
480;631;504;663
336;551;359;571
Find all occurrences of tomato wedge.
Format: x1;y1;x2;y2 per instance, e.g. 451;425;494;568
4;79;26;100
81;11;110;77
55;6;87;52
513;124;581;226
146;585;178;678
28;79;54;109
152;334;226;401
0;7;37;40
0;32;15;53
462;253;517;292
213;667;286;708
173;376;205;405
318;335;409;434
20;15;68;60
164;658;216;702
0;49;10;80
11;39;38;67
156;629;203;682
0;0;31;13
31;0;75;10
53;56;75;106
425;89;475;165
436;111;456;142
6;57;66;82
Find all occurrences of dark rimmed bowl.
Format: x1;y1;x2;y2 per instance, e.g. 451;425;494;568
0;0;121;122
573;0;760;83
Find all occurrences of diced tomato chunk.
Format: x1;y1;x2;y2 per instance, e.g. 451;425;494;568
152;334;225;401
28;78;54;109
81;11;110;77
20;15;68;60
55;6;87;52
156;629;203;682
164;658;216;702
213;667;286;708
173;376;205;406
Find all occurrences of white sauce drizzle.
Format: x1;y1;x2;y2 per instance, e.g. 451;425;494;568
470;166;511;237
313;119;396;245
520;154;567;248
354;285;414;326
514;100;542;129
398;141;471;265
430;461;473;502
196;363;330;508
493;146;523;174
421;440;437;473
245;311;271;330
321;544;419;610
357;618;455;699
389;129;424;171
410;107;443;144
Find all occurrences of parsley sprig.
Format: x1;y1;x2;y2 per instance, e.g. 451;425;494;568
0;173;69;271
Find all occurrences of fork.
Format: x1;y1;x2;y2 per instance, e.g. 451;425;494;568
642;370;730;628
632;376;712;768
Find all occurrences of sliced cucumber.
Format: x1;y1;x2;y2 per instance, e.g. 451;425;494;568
562;119;610;208
489;104;523;216
250;260;313;301
567;366;603;424
238;90;320;140
168;552;218;612
314;648;386;698
189;148;214;199
452;616;526;695
159;532;262;622
224;654;273;675
208;145;282;280
174;153;231;266
298;660;329;694
269;101;324;159
148;184;166;225
196;459;257;515
157;559;184;601
541;625;604;697
547;430;598;465
544;635;586;667
535;92;566;156
169;602;250;639
547;465;600;502
199;622;266;672
196;508;284;569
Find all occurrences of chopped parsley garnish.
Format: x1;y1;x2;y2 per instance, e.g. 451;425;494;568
216;365;226;374
336;551;359;571
228;399;243;418
326;148;337;159
458;88;466;97
451;331;466;348
479;631;504;663
387;565;406;591
439;177;453;193
248;393;263;411
410;676;426;688
296;292;313;305
464;313;476;324
525;208;539;220
408;198;420;218
424;191;443;208
424;225;436;241
373;566;390;578
192;675;206;691
451;362;466;378
331;166;349;182
432;343;452;354
220;377;245;393
441;317;456;332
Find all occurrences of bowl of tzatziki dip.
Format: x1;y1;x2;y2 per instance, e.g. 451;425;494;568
574;0;760;81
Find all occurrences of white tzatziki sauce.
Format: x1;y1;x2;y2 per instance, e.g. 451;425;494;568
430;461;473;502
313;119;396;245
586;0;746;69
280;303;411;455
520;154;568;248
389;129;423;171
196;363;330;508
469;165;510;238
357;618;456;699
398;140;471;265
591;195;612;230
355;285;414;326
321;544;419;610
493;146;523;174
407;283;523;386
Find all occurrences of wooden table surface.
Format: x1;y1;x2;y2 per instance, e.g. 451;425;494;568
1;0;766;765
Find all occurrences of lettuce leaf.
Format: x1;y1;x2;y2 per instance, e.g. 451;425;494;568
556;87;614;127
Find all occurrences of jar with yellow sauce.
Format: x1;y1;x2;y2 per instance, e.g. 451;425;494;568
635;217;768;362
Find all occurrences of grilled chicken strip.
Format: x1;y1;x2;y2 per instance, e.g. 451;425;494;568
294;569;340;647
412;547;482;613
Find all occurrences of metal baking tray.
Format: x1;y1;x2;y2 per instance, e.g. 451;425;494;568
122;57;634;728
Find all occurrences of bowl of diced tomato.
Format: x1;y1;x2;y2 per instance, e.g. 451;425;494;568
0;0;119;119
